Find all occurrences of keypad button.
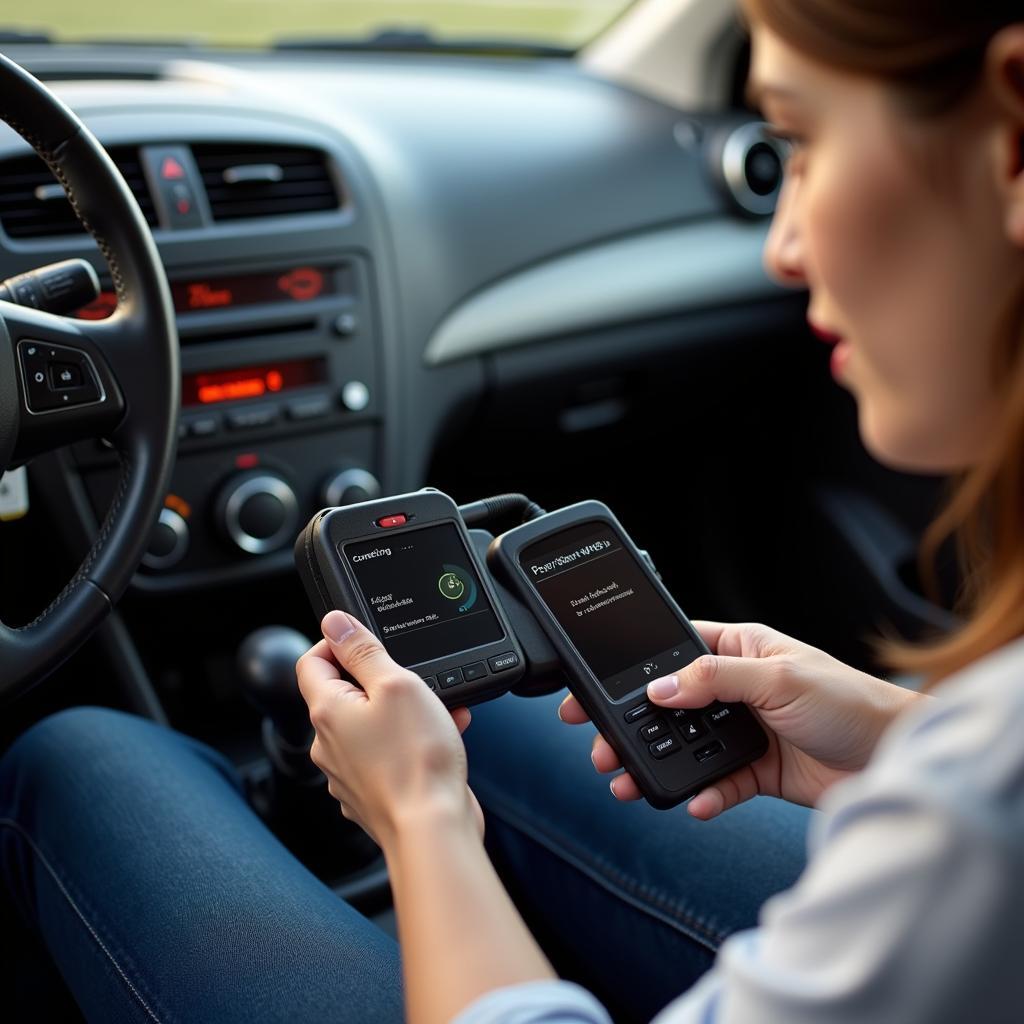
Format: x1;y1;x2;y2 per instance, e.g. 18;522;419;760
487;652;519;673
694;740;724;764
624;703;654;723
648;735;680;759
438;668;464;689
461;662;488;682
639;718;669;742
670;709;707;743
705;706;733;728
420;675;437;691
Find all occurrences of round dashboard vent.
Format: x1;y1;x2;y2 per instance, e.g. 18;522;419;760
718;122;788;217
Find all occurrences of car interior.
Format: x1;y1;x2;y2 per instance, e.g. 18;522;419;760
0;0;962;1018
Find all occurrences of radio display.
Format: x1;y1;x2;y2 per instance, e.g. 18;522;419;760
182;357;327;406
75;265;335;320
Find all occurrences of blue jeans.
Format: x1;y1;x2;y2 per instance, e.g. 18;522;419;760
0;693;812;1023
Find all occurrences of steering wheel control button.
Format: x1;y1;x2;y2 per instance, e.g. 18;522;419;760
638;718;669;742
461;662;488;682
18;340;103;413
341;380;370;412
142;507;190;571
377;514;407;529
624;702;654;724
438;668;464;689
648;735;681;759
670;710;707;743
220;472;299;555
226;405;279;430
487;651;520;673
694;740;724;764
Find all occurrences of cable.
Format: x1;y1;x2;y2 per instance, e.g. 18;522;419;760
457;493;546;530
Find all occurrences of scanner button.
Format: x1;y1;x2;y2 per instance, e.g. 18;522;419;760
624;703;654;723
649;735;680;759
378;514;407;528
438;668;464;689
461;662;488;682
488;652;519;673
694;740;724;764
671;711;707;743
639;718;669;742
420;676;437;691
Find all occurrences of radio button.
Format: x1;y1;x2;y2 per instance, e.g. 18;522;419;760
487;652;519;673
188;416;220;437
286;395;331;421
341;380;370;412
461;662;488;682
438;668;464;689
227;405;279;430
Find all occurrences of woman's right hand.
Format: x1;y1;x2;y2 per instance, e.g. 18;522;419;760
560;621;926;820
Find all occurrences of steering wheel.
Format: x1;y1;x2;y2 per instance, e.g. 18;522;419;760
0;54;178;700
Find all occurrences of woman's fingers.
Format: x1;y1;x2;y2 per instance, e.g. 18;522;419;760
686;764;761;820
558;693;590;724
451;707;472;735
590;733;621;773
609;772;643;801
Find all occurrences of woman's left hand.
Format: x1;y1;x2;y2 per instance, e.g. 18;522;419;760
296;609;483;848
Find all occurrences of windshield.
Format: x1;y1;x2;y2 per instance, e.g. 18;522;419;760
9;1;637;51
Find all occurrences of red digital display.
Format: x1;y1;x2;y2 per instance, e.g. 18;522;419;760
181;358;327;407
74;265;335;320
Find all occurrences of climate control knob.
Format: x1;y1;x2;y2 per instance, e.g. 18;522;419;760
142;508;190;571
321;466;381;507
217;471;299;555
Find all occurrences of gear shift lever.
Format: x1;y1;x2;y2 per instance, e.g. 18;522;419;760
237;626;316;780
236;625;378;874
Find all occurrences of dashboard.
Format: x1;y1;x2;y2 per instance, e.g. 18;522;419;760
0;43;793;618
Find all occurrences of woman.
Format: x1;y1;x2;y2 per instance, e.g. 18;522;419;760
4;2;1024;1022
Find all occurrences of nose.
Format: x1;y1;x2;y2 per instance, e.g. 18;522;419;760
762;175;807;288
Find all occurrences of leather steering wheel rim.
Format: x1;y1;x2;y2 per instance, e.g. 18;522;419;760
0;53;179;700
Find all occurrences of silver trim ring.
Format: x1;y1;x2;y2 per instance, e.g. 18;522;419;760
721;121;788;217
224;474;299;555
323;467;381;507
141;507;189;571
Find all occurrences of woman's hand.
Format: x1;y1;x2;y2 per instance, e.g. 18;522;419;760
296;610;483;848
560;621;926;820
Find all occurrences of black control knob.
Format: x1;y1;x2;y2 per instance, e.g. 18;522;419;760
142;508;189;570
321;466;381;507
217;471;299;555
237;626;314;750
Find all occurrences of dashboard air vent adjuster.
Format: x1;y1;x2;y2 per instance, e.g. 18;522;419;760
192;144;340;222
0;148;158;239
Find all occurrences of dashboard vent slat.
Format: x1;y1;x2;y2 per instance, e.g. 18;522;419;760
0;148;157;240
192;143;340;222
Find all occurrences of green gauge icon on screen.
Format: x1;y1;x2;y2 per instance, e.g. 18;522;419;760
439;564;478;613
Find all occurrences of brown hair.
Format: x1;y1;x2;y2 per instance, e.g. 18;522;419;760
741;0;1024;684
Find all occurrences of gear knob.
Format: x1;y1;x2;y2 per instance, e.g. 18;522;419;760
237;625;314;748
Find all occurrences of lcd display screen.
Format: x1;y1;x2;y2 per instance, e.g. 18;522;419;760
345;523;504;667
181;357;327;406
520;521;702;701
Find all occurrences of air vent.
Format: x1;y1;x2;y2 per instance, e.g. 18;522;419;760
0;148;158;240
192;144;340;222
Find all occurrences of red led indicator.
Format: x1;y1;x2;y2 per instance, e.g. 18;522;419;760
277;267;325;302
161;156;186;180
235;453;259;469
377;515;408;529
187;282;232;310
176;197;191;215
266;370;284;392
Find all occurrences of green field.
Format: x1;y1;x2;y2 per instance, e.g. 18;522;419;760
10;1;632;50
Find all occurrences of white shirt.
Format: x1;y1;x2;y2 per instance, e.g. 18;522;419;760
454;635;1024;1024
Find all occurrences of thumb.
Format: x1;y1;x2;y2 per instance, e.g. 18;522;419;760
320;610;407;697
646;653;775;710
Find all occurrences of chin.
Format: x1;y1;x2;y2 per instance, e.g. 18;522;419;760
857;407;973;476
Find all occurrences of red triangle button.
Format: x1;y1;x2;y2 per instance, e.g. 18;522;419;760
161;156;185;180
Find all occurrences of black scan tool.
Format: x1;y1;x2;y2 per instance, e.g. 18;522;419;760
296;490;525;707
488;501;768;809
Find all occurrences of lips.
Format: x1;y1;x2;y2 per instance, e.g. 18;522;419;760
808;320;844;345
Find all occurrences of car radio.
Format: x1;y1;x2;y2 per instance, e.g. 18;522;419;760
296;489;768;810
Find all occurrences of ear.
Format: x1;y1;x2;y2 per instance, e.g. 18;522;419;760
985;25;1024;247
